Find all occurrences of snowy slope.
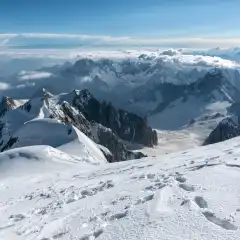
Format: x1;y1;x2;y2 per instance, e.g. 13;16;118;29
0;145;95;177
2;136;240;239
0;95;108;164
7;118;107;164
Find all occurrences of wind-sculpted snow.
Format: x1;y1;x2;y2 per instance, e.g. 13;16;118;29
2;118;107;164
2;136;240;239
0;145;97;177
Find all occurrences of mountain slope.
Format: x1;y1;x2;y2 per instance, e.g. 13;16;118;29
51;89;157;147
148;70;240;133
0;89;156;162
2;135;240;239
0;145;97;177
2;118;107;164
203;118;240;145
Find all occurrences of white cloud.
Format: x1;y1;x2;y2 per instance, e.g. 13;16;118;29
18;71;53;81
0;38;10;46
0;82;10;90
0;33;240;49
0;34;17;38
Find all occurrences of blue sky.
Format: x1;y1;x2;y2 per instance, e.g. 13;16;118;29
0;0;240;48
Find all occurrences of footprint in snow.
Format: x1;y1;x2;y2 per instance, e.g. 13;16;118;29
175;176;187;183
80;180;115;199
109;211;128;221
203;211;237;230
9;214;26;222
138;173;156;180
135;194;154;205
194;196;208;209
190;196;237;231
111;195;129;204
179;183;195;192
145;182;166;191
79;228;104;240
0;224;15;231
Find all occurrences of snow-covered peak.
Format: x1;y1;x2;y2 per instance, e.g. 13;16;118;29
51;89;93;107
31;87;54;99
5;118;107;164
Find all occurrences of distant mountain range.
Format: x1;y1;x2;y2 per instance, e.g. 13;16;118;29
1;49;240;151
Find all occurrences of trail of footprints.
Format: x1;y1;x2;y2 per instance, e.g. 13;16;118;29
175;173;237;230
134;171;238;231
4;180;116;239
78;174;163;239
5;170;238;240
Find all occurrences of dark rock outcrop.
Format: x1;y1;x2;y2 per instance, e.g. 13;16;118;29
91;123;146;162
0;96;17;117
203;118;240;145
49;99;147;162
69;89;158;147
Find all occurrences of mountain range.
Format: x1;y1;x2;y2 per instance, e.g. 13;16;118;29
0;88;157;163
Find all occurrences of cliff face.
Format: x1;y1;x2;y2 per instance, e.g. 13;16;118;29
0;96;17;117
49;100;146;162
70;89;158;147
203;118;240;145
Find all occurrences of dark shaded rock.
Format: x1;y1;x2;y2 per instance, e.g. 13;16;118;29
21;101;32;112
98;144;114;163
203;118;240;145
47;100;144;162
70;89;158;147
0;96;17;117
1;137;18;152
93;123;146;162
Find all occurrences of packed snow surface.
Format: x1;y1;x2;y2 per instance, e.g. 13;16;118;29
1;136;240;239
9;118;107;164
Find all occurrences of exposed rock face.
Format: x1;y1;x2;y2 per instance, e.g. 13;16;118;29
0;97;19;148
69;89;158;147
48;100;145;162
203;118;240;145
0;89;154;162
0;96;17;117
91;123;146;162
51;101;93;138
